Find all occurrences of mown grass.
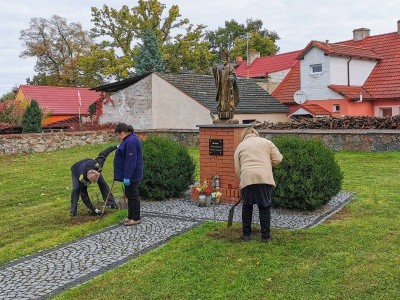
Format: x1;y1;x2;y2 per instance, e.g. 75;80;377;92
1;146;400;299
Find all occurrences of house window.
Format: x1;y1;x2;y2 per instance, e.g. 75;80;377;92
333;104;340;112
242;119;256;124
379;107;392;117
310;64;322;74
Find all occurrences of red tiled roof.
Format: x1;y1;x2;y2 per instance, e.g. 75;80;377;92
329;85;374;101
298;40;381;60
289;103;331;117
19;85;102;115
235;50;302;78
271;61;300;104
274;31;400;103
339;32;400;99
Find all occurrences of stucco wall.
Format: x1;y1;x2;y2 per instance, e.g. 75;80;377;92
330;56;376;85
152;74;212;129
100;76;153;129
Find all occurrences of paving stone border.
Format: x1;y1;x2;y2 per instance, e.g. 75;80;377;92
0;191;355;300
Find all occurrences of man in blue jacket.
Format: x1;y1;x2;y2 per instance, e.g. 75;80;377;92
114;123;143;226
70;145;118;216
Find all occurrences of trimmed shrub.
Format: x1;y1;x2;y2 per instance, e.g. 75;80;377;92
139;135;195;200
22;99;42;133
271;136;343;211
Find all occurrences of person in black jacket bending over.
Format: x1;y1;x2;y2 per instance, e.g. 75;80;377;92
70;145;118;217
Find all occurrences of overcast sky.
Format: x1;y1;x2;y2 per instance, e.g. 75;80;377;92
1;0;399;96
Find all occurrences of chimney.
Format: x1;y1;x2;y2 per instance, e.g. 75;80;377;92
398;20;400;34
248;51;260;66
353;28;370;41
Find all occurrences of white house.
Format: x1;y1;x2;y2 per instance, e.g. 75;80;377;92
93;72;290;129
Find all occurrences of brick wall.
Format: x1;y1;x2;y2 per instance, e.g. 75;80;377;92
191;125;247;204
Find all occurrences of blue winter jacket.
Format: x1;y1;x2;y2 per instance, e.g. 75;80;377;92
113;132;143;183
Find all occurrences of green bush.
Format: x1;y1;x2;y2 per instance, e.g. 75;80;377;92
139;135;195;200
271;136;343;211
22;99;42;133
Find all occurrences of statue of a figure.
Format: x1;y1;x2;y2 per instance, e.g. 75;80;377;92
212;49;240;120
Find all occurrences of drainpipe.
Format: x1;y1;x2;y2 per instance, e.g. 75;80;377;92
347;57;352;86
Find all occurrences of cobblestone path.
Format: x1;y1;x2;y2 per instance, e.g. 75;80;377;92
0;192;354;300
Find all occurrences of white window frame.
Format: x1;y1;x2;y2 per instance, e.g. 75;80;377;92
310;63;322;74
379;107;392;117
333;104;340;112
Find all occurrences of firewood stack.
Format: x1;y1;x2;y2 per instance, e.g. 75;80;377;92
253;116;400;130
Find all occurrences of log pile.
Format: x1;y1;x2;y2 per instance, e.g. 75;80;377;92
253;116;400;130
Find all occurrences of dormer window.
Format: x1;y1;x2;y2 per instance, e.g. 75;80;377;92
310;64;322;74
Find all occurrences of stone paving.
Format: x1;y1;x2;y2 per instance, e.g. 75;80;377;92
0;192;355;300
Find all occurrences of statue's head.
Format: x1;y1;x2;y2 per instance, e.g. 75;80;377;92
222;49;229;64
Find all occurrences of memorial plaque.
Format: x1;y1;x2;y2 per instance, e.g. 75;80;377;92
209;139;223;155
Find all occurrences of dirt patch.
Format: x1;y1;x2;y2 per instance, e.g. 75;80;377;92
67;212;108;225
207;226;262;243
326;206;351;222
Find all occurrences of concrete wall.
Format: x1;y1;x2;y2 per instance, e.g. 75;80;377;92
2;129;400;156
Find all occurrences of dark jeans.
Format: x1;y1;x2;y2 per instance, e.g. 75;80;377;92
242;204;271;240
124;181;140;221
71;175;95;214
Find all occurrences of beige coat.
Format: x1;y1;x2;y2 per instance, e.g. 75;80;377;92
234;134;283;189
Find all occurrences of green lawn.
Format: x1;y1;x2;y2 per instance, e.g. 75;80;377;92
1;146;400;299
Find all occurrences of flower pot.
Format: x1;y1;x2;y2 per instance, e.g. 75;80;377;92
198;194;206;207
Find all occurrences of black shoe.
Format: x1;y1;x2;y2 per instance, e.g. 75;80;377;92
261;238;270;244
241;235;251;242
106;203;119;209
70;212;77;217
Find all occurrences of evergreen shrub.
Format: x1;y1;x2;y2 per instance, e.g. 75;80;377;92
271;136;343;211
139;135;195;200
22;99;42;133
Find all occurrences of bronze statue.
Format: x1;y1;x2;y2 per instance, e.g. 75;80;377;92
212;49;240;120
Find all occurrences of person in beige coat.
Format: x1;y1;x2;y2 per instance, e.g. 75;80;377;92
234;127;283;243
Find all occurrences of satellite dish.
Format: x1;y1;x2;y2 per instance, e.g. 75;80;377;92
294;90;308;104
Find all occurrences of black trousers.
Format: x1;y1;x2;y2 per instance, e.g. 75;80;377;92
242;204;271;240
124;181;140;221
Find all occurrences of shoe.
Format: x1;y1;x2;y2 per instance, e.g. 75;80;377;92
241;235;251;242
123;219;141;226
261;238;270;244
106;203;119;209
70;212;77;217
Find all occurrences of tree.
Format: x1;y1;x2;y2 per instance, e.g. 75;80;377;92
20;15;95;87
22;100;42;133
89;0;212;77
1;90;16;102
230;31;279;59
206;18;280;60
134;29;165;75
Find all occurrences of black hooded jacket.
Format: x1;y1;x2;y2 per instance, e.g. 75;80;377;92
71;146;117;185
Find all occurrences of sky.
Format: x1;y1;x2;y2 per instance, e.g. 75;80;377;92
1;0;399;96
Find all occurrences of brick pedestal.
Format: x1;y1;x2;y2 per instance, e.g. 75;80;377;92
191;124;249;204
